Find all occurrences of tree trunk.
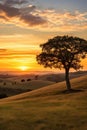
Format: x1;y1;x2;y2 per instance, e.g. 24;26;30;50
65;69;71;91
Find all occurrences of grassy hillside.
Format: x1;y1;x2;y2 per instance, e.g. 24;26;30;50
0;75;87;130
0;79;54;96
0;71;87;97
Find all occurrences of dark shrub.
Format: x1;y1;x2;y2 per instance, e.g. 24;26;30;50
35;75;38;80
27;79;31;81
3;82;6;85
21;79;25;82
0;93;8;99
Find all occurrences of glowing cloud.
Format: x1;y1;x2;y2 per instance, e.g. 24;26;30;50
0;0;86;32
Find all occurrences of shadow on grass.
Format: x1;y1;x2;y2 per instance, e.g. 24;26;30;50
0;93;8;99
55;89;84;95
61;89;83;94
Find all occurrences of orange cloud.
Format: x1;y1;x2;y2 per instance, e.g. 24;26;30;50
0;48;40;59
0;49;7;52
0;48;38;71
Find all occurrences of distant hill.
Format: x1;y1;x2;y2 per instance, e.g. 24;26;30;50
39;71;87;82
0;70;87;97
0;79;54;97
3;74;87;101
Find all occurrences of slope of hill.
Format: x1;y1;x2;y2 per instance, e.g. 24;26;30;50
0;71;86;97
0;79;54;97
0;75;87;130
2;75;87;101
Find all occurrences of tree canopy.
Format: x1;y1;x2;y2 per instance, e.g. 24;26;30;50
36;35;87;91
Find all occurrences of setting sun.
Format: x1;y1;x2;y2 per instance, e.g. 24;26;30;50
19;66;28;71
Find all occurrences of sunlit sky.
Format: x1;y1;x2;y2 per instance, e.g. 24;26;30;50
0;0;87;73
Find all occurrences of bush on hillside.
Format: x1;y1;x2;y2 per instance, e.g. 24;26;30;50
27;79;31;81
0;93;8;99
21;79;25;82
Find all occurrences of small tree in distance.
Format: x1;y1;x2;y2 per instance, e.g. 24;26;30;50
36;35;87;91
21;79;25;82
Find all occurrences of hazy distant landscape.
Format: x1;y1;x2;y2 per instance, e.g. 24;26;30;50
0;71;87;97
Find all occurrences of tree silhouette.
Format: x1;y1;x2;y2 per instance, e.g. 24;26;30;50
21;79;25;82
35;75;39;80
36;35;87;91
27;79;31;81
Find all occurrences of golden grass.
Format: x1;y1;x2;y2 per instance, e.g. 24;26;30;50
1;75;87;102
0;75;87;130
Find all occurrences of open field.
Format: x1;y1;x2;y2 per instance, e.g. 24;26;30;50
0;75;87;130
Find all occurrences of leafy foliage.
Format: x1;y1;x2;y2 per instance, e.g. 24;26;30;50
37;35;87;71
36;35;87;90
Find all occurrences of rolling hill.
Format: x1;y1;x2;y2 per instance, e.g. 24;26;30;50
0;79;54;97
0;75;87;130
1;74;87;101
0;71;87;97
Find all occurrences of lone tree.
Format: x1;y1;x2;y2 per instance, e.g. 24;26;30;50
36;35;87;91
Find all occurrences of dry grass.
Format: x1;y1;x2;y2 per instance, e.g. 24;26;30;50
0;75;87;130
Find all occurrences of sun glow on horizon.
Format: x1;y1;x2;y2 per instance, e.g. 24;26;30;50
19;66;29;71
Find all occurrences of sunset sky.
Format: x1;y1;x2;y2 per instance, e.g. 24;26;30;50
0;0;87;74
